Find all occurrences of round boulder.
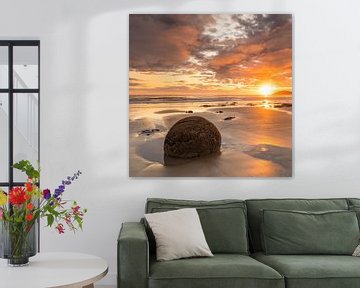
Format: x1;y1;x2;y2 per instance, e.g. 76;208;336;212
164;116;221;159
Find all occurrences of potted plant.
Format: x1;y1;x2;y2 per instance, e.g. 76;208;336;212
0;160;87;266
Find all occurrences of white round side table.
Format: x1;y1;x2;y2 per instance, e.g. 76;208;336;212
0;252;108;288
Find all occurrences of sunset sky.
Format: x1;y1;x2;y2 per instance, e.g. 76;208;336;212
129;14;292;97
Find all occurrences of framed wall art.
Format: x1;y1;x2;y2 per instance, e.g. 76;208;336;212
129;14;292;177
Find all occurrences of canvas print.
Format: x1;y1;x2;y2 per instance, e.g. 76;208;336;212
129;14;292;177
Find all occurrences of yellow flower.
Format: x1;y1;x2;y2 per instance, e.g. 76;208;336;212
0;189;7;206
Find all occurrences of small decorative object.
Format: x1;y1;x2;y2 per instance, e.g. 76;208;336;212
0;160;87;266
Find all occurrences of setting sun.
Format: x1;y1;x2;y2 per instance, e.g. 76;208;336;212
259;84;275;97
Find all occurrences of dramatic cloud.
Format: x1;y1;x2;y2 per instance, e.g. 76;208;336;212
130;14;214;71
207;15;292;85
129;14;292;96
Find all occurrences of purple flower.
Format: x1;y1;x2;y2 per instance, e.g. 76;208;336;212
43;189;51;200
54;170;82;199
54;189;63;198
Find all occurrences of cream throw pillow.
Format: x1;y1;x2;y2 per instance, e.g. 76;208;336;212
145;208;213;261
353;244;360;256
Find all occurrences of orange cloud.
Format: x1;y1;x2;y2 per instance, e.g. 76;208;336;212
129;14;292;96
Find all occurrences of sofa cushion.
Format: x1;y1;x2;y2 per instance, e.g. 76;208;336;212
253;252;360;288
347;198;360;207
261;209;359;255
246;198;349;252
350;206;360;228
149;254;284;288
145;208;213;261
146;198;248;254
347;199;360;228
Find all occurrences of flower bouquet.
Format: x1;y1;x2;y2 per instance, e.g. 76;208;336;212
0;160;87;266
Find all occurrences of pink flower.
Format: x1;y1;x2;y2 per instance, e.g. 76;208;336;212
72;205;80;215
56;223;65;234
65;214;71;225
0;208;3;220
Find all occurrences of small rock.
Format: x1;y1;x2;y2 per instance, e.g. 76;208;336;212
273;103;292;108
216;110;224;114
185;110;193;114
164;116;221;159
139;128;160;136
224;116;235;121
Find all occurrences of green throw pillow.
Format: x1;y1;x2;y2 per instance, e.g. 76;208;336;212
261;209;360;255
349;205;360;228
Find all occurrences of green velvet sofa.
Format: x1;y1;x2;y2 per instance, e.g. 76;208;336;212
118;198;360;288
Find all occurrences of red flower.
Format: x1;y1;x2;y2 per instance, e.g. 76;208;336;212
25;182;33;192
26;214;33;221
56;223;65;234
24;193;31;200
9;187;26;205
26;203;34;210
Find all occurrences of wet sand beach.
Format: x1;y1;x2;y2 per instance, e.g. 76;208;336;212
129;98;292;177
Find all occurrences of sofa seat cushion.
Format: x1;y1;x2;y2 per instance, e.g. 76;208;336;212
149;254;284;288
253;252;360;288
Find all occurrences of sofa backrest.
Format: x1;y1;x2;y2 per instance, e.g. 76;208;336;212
348;198;360;207
145;198;249;255
245;198;349;252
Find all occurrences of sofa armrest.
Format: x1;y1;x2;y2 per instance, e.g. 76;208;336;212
118;222;149;288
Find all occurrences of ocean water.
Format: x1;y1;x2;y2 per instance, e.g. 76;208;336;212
129;95;292;116
130;95;292;105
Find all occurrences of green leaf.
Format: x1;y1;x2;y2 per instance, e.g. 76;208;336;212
74;215;83;230
12;160;40;180
47;214;54;227
46;205;60;217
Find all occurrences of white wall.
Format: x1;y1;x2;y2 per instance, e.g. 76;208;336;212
1;0;360;285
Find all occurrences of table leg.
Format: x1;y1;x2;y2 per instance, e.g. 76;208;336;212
82;284;94;288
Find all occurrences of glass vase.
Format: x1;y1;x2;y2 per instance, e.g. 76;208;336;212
0;220;37;266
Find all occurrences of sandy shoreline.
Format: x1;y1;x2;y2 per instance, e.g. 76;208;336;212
129;101;292;177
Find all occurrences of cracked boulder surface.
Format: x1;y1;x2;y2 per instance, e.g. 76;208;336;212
164;116;221;159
